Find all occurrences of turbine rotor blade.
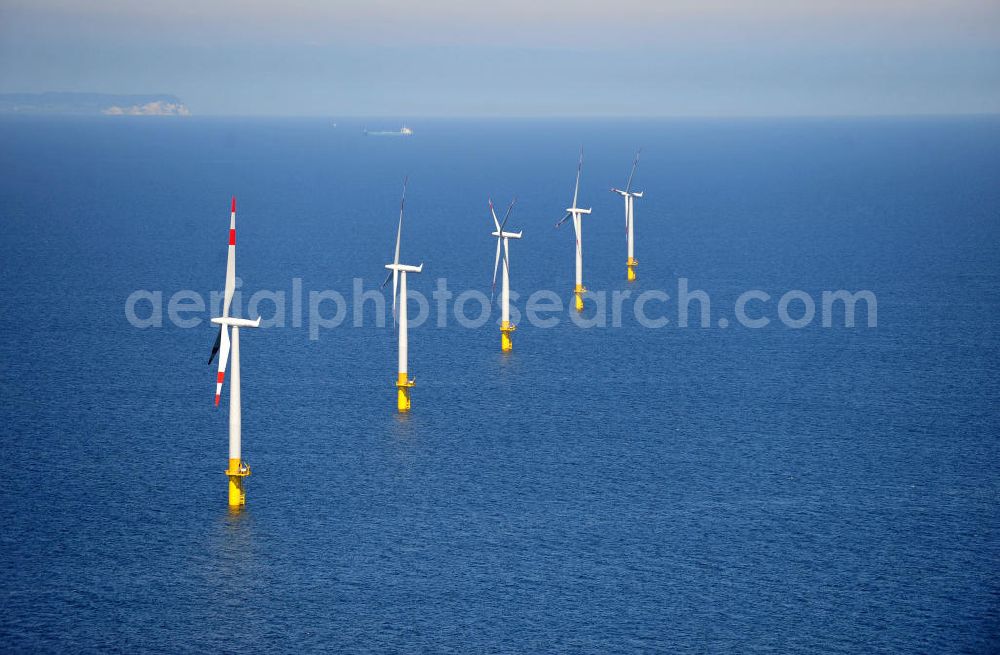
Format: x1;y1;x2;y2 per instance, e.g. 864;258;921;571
625;149;641;193
214;324;231;406
503;237;510;285
394;177;406;267
208;329;221;365
491;237;501;302
489;198;501;232
381;268;398;326
572;149;583;208
389;177;407;324
392;270;399;323
223;196;237;316
555;212;572;228
625;195;630;236
499;197;516;233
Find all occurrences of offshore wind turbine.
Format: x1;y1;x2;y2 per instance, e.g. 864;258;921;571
382;178;423;413
555;150;593;312
489;197;522;352
207;197;262;509
611;150;644;281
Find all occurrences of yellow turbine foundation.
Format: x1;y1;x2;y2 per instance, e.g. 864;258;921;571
226;458;250;508
397;372;414;412
627;257;638;282
500;321;516;352
573;284;586;312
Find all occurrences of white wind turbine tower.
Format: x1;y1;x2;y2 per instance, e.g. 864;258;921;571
382;178;423;413
611;150;644;281
489;197;522;352
207;196;261;509
555;150;593;312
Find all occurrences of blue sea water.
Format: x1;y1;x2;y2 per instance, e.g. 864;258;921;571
0;116;998;652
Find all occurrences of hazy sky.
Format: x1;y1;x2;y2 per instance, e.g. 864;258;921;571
1;0;998;116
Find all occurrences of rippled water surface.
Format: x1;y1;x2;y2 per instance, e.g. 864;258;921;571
1;116;998;652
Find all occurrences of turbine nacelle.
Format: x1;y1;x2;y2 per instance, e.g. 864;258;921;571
491;231;523;240
385;263;424;274
611;188;643;198
211;316;263;329
566;207;592;215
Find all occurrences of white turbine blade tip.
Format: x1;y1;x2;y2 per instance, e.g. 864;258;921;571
489;199;501;231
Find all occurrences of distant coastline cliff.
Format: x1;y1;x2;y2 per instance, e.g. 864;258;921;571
0;93;191;116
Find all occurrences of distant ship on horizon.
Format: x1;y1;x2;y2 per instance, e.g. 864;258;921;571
363;125;414;137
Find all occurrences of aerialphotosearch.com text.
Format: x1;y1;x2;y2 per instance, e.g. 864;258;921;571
125;277;877;340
